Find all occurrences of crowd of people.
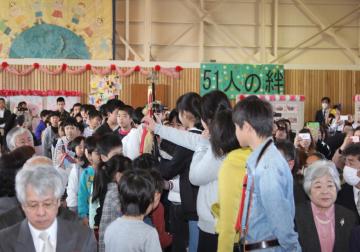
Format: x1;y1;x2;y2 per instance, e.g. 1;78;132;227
0;93;360;252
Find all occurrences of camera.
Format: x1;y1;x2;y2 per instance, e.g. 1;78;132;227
152;103;165;114
17;107;28;112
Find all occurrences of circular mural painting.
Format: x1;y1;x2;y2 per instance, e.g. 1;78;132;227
9;24;89;59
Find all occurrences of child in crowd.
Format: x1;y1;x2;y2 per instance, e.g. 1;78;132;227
80;104;96;127
42;111;60;158
133;154;173;249
83;110;102;137
53;117;82;183
34;109;50;144
92;133;123;231
74;113;83;124
98;154;132;252
66;136;88;213
117;105;134;140
70;103;82;117
95;99;122;136
78;135;102;227
132;106;145;128
104;169;162;252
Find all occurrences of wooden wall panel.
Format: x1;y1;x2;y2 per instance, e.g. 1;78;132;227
0;66;199;110
1;65;360;125
285;69;360;123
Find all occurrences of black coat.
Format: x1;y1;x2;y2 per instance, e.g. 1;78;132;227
159;129;201;220
295;201;358;252
0;109;11;126
336;183;359;219
349;225;360;252
315;109;326;125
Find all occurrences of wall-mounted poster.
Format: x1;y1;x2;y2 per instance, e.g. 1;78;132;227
200;64;285;99
0;0;113;60
89;74;122;108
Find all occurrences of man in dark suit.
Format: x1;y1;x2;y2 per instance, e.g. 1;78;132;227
0;97;11;151
336;143;360;219
0;164;96;252
0;204;78;230
315;96;330;125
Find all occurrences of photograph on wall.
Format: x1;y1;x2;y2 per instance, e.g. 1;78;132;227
89;74;121;108
0;0;113;60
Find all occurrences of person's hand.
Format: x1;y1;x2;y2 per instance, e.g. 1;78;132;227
202;129;210;139
153;113;163;124
348;115;354;123
340;135;352;151
81;217;89;227
142;115;156;132
294;135;301;148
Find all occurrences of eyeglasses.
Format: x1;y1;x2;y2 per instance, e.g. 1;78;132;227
23;199;59;211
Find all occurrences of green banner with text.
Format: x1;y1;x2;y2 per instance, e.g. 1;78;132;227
200;64;285;99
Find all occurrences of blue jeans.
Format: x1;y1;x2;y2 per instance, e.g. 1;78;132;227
188;220;199;252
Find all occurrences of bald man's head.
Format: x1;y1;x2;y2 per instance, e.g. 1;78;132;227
22;156;53;170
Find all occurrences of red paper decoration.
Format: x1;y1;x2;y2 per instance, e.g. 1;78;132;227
0;62;183;78
175;66;183;72
1;61;9;69
0;89;81;96
154;65;161;71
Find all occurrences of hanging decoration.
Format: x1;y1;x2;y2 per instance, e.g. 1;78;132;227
0;89;81;96
0;62;184;78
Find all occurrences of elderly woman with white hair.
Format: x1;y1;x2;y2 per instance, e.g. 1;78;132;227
295;160;358;252
5;127;34;151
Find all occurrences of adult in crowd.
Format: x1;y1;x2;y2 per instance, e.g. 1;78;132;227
328;104;343;134
0;146;35;214
313;124;332;159
276;140;309;205
295;160;358;252
56;97;70;121
0;156;77;230
0;163;96;251
332;126;360;169
295;128;316;171
315;96;331;125
232;95;301;251
273;119;290;142
6;126;34;152
336;143;360;218
0;97;11;150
